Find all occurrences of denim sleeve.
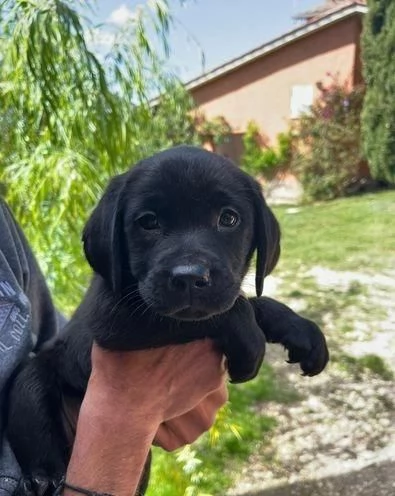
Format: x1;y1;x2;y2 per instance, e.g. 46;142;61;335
0;199;60;495
0;251;32;496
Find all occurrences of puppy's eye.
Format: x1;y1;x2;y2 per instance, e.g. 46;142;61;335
137;212;160;230
218;209;240;229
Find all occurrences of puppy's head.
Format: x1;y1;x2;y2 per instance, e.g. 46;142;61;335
83;146;280;321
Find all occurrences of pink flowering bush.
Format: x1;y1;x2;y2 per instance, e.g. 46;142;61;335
291;75;366;201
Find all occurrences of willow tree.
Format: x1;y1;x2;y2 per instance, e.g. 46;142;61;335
0;0;198;311
361;0;395;184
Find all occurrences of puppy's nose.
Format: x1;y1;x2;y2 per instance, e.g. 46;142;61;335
169;264;211;291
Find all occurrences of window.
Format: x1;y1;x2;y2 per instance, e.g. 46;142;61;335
290;85;314;118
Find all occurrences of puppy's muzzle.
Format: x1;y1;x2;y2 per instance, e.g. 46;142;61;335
169;264;211;292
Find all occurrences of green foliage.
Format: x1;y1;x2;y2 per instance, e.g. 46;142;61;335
147;363;297;496
276;131;293;165
240;121;264;175
291;77;365;201
241;121;292;178
195;115;232;146
149;79;199;150
0;0;197;313
361;0;395;184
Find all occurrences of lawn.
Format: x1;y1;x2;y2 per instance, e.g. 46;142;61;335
147;190;395;496
273;190;395;273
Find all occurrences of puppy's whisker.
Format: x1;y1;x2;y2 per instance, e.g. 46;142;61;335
128;299;151;319
140;302;154;318
108;290;144;334
110;288;141;316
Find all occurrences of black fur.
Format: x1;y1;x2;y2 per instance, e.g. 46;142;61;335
6;146;328;495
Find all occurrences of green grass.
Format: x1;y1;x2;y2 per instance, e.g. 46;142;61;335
331;353;394;381
273;190;395;273
279;275;385;332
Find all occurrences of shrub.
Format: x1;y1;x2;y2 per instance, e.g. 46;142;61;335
361;0;395;184
291;76;365;201
195;114;232;146
241;121;292;178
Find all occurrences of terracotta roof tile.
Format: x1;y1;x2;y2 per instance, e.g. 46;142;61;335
294;0;367;23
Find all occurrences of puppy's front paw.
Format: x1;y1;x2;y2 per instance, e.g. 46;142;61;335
217;296;266;384
249;296;328;377
226;334;265;384
282;318;329;376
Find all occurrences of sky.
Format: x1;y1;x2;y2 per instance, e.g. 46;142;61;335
90;0;323;82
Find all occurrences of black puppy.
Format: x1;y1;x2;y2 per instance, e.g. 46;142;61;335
7;146;328;495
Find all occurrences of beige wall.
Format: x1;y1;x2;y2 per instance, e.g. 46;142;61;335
192;16;362;157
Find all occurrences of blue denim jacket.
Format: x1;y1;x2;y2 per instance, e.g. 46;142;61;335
0;200;61;495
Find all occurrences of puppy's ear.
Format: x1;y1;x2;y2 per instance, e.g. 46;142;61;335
251;182;281;297
82;173;128;292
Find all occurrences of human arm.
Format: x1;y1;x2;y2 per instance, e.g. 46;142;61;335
64;339;227;496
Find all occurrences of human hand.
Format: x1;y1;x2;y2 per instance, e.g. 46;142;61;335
88;338;228;429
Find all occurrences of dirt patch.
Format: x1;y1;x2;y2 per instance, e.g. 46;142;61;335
233;460;395;496
232;268;395;495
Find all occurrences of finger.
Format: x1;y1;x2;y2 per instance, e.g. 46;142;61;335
201;382;229;413
154;409;209;451
154;384;229;451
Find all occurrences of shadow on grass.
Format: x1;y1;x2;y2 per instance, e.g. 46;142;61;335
282;277;392;382
284;277;368;330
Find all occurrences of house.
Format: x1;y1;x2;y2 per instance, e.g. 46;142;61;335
187;0;368;164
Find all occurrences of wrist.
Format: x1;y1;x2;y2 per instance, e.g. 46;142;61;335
66;391;157;496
